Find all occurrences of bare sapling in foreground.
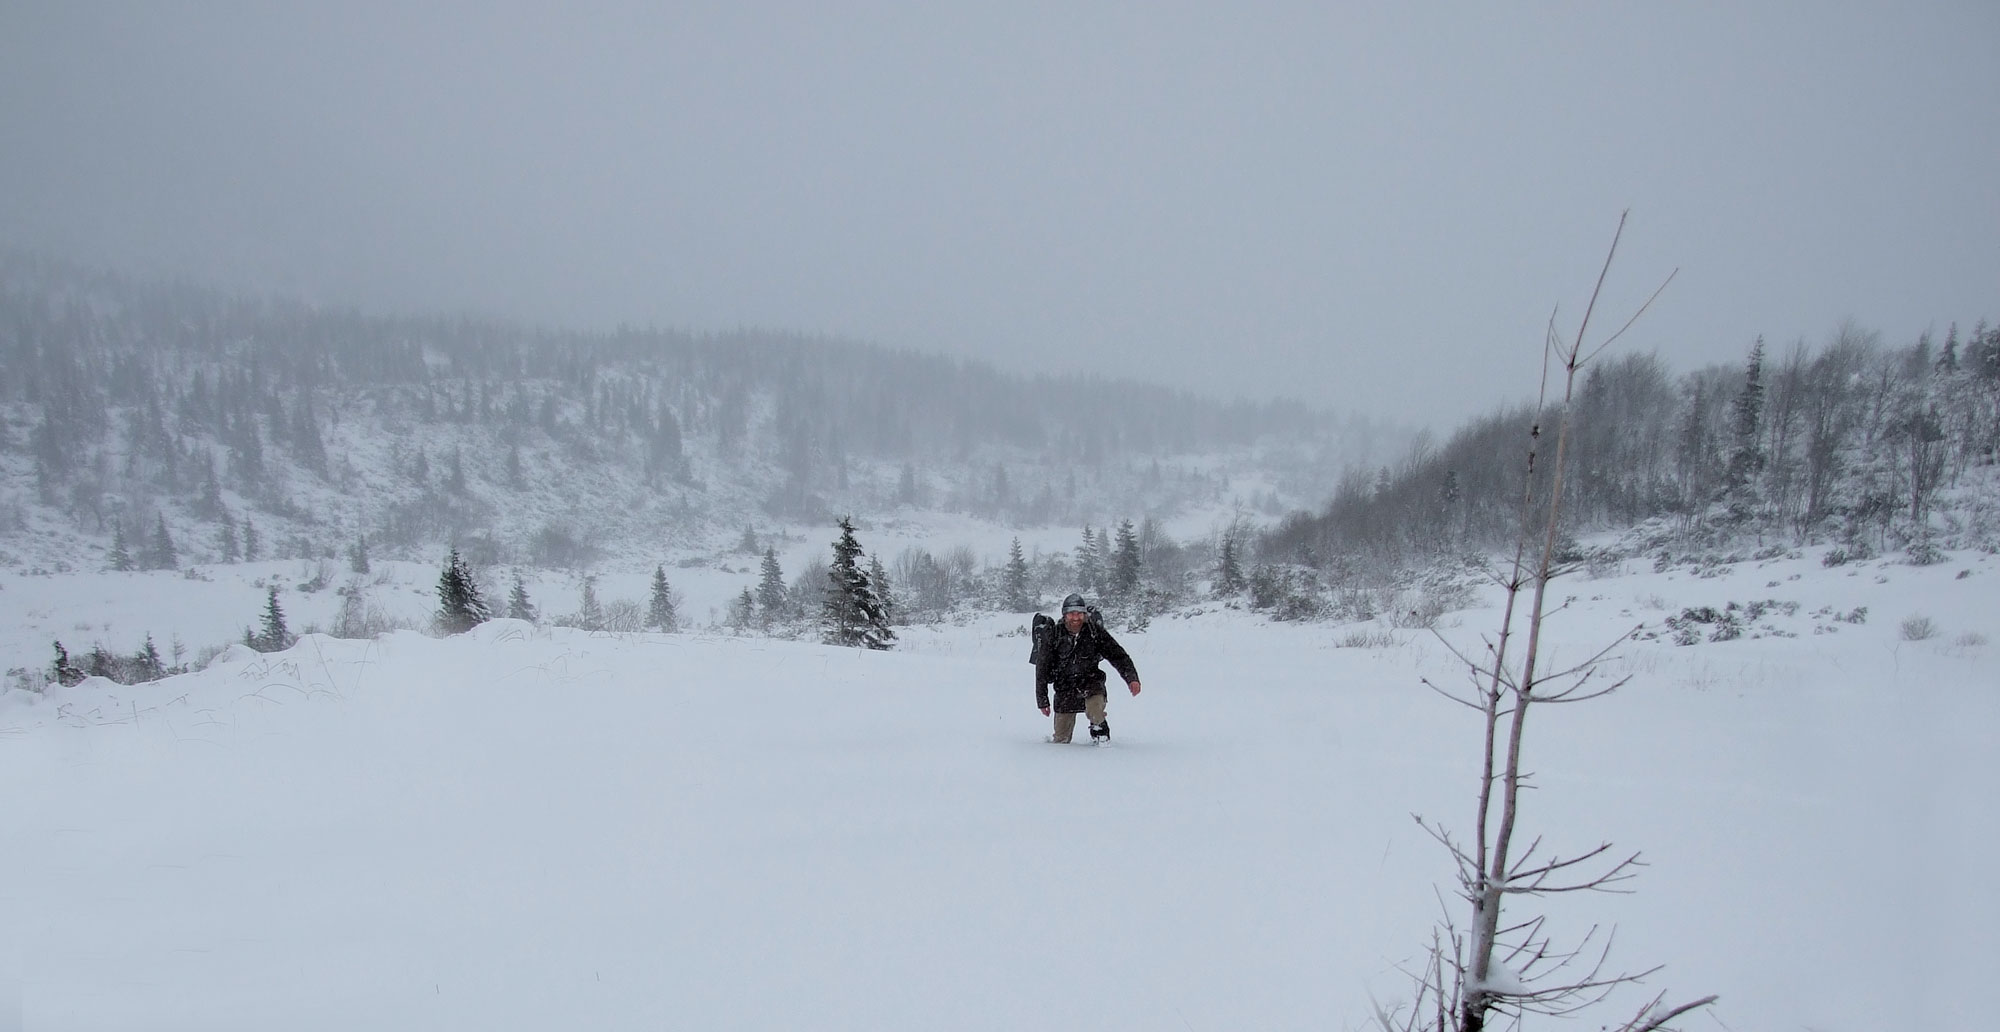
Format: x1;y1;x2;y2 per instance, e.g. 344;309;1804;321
1380;213;1715;1032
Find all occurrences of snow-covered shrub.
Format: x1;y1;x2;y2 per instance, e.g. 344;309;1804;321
6;666;47;694
1246;564;1327;622
1337;627;1398;648
601;599;646;633
1741;599;1801;622
1584;549;1623;580
1899;615;1939;641
1660;604;1746;644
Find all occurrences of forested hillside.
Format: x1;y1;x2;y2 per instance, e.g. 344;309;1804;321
0;256;1387;572
1263;320;2000;585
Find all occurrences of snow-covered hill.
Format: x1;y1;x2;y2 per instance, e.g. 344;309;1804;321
5;542;1993;1030
1;257;1391;579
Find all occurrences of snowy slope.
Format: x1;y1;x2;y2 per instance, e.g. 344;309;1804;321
3;547;1996;1031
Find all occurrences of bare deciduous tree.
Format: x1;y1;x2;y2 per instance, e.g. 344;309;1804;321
1384;214;1715;1032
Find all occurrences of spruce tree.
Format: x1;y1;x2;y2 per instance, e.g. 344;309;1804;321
1725;337;1767;502
1003;537;1032;611
348;536;371;574
149;513;178;571
1110;519;1142;600
50;640;84;687
1216;535;1246;596
576;575;605;631
134;634;165;682
108;521;135;571
217;514;240;563
87;644;117;680
252;586;293;652
820;517;894;650
197;461;224;518
869;555;896;627
729;587;757;631
243;519;261;562
648;565;678;632
434;548;489;635
756;547;789;627
294;393;328;477
507;571;538;623
1075;526;1104;595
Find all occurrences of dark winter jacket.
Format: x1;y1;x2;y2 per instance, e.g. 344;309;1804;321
1035;621;1139;714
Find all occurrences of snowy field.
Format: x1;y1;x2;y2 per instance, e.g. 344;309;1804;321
3;547;1996;1031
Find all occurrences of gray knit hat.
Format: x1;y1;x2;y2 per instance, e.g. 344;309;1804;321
1061;593;1089;614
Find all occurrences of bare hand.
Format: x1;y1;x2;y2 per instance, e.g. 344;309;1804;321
1128;681;1142;696
1040;706;1051;716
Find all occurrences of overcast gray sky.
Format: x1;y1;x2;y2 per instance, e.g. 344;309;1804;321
3;2;1996;429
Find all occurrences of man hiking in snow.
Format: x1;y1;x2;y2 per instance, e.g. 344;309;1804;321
1035;593;1141;744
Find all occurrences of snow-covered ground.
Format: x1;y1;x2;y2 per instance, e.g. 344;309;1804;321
3;545;1995;1030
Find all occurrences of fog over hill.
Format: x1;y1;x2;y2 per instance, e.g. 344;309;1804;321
0;256;1398;575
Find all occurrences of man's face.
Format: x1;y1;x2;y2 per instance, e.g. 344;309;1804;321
1063;610;1087;632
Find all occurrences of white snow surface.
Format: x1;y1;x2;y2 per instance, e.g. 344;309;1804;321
3;546;1997;1031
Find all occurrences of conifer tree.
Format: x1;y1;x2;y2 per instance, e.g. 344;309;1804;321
251;586;293;652
1075;526;1104;595
648;565;678;632
820;517;894;650
1109;519;1142;599
1216;534;1246;597
507;571;538;623
217;513;240;563
434;548;489;635
197;459;225;519
134;634;165;682
348;536;371;574
87;644;117;680
756;547;789;626
1004;537;1033;611
50;640;84;687
294;393;328;476
1725;337;1767;502
869;555;896;627
148;513;178;571
1937;323;1960;374
108;521;135;571
729;587;757;631
576;575;605;631
243;519;261;562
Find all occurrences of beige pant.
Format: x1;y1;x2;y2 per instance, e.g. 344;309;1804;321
1050;694;1108;743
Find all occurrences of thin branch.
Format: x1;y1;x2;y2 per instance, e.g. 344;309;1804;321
1588;267;1681;363
1539;627;1640;680
1621;993;1720;1032
1421;676;1489;711
1530;677;1630;706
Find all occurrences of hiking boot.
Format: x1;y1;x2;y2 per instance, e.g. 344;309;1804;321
1089;721;1110;743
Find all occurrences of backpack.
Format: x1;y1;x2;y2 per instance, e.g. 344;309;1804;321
1026;606;1103;665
